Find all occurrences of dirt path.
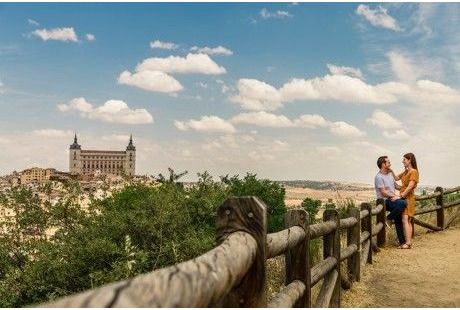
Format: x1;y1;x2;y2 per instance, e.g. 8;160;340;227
342;222;460;307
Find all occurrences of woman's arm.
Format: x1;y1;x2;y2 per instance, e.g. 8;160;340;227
400;180;416;198
390;169;402;181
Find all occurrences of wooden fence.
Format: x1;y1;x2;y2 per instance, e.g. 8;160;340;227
41;186;460;308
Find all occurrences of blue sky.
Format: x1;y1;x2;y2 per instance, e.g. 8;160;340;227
1;3;460;186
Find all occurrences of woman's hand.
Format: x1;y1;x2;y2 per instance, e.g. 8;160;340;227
391;195;401;201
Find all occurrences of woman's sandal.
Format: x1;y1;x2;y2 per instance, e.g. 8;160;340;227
398;243;412;249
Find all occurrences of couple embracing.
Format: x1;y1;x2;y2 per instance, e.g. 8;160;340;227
374;153;419;249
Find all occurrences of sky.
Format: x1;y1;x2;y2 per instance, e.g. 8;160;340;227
1;3;460;186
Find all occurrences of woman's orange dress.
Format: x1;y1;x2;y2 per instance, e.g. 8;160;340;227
398;169;419;217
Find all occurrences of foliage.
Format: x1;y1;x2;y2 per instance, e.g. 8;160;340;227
300;197;321;224
0;171;287;307
225;173;286;232
299;197;322;264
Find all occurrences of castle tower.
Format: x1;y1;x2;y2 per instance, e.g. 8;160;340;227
124;134;136;177
69;133;82;175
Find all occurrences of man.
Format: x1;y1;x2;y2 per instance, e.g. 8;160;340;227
374;156;406;246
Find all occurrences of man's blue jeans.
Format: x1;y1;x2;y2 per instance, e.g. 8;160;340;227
384;199;406;245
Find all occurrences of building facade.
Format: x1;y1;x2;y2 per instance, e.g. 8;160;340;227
20;167;57;184
69;134;136;177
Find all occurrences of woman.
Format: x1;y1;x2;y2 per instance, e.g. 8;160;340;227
391;153;419;249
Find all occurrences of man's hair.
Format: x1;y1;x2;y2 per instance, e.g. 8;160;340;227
377;156;388;169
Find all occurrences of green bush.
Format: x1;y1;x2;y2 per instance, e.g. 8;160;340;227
0;171;287;307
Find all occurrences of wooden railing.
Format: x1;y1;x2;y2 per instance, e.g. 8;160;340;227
40;186;460;308
412;186;460;232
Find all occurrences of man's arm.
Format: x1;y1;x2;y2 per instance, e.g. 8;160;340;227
378;186;394;198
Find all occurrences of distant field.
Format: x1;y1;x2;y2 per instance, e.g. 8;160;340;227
283;185;376;207
280;180;436;208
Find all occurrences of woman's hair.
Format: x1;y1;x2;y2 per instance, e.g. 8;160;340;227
404;153;418;170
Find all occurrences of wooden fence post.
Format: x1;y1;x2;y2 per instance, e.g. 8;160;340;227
215;196;267;307
376;198;386;247
347;208;361;282
285;209;310;308
361;203;372;264
435;186;445;230
323;209;340;307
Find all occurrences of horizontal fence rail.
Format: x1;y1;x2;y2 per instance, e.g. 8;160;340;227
39;185;459;308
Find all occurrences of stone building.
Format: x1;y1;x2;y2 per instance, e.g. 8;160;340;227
69;134;136;177
20;167;57;184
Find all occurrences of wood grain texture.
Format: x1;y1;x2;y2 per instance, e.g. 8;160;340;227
309;221;337;239
375;198;386;247
435;187;445;230
360;209;369;220
340;244;357;262
216;196;267;307
372;222;384;237
347;208;361;283
314;270;339;308
42;232;257;307
310;257;337;287
267;226;305;259
361;203;372;265
268;280;306;308
412;217;442;231
416;192;441;201
442;185;460;195
360;240;370;267
371;204;384;215
360;231;370;244
323;209;340;307
284;209;310;307
339;217;358;230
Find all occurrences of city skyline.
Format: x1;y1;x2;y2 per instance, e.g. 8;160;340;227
1;3;460;186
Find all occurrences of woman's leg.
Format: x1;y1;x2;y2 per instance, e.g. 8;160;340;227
402;214;412;245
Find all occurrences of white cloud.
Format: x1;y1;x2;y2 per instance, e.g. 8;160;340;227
387;51;419;83
383;129;410;140
280;75;397;105
366;110;402;129
356;4;402;31
28;18;39;26
0;81;4;94
32;129;73;138
327;64;364;79
136;53;226;75
85;33;96;41
329;121;366;138
31;27;79;42
57;97;153;125
231;111;293;128
231;112;352;138
293;114;330;128
150;40;179;50
260;8;293;19
190;45;233;56
230;79;282;111
174;116;236;134
231;63;460;112
378;79;460;106
118;70;183;93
